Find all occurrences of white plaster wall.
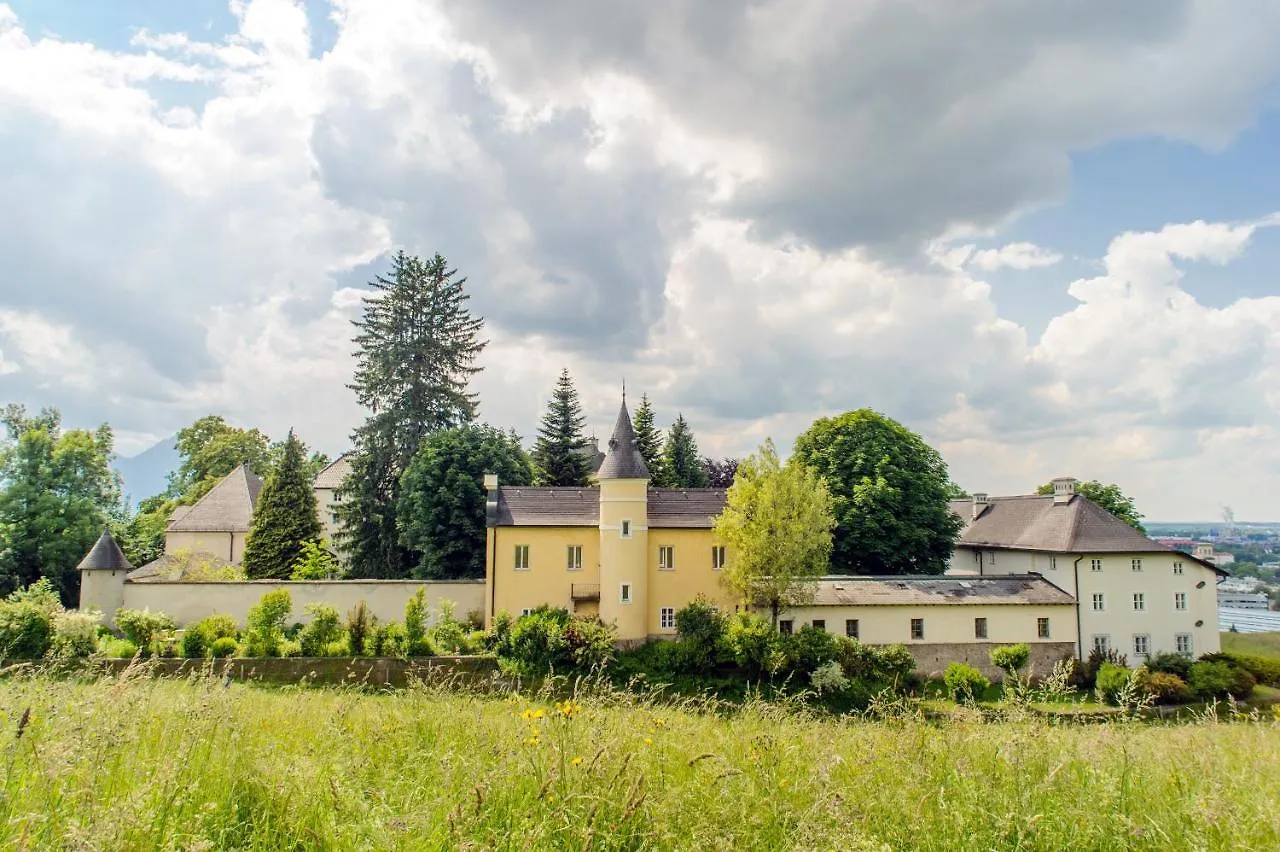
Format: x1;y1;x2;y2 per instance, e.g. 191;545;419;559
774;603;1078;646
164;531;247;563
117;580;485;628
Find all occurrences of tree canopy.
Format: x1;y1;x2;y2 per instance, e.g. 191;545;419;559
791;409;962;575
1036;479;1145;533
702;457;739;488
630;393;664;479
398;424;534;579
659;414;709;488
0;405;121;604
713;439;835;627
531;369;592;487
242;430;324;580
339;251;488;578
168;415;271;500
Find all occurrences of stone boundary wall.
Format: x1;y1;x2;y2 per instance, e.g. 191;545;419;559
82;655;500;688
897;641;1077;681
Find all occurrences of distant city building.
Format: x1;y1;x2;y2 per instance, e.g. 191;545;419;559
1218;592;1270;611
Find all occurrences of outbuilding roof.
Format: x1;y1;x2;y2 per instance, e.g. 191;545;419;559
799;574;1075;607
166;464;262;533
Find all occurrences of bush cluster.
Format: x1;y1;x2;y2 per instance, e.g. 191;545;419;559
943;663;990;703
494;606;616;675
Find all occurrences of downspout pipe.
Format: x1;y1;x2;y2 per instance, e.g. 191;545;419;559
1072;555;1084;660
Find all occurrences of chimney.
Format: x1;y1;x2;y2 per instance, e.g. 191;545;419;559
971;492;989;519
484;474;499;527
1051;477;1077;505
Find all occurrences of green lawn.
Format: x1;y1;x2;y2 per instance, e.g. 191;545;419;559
1;670;1278;849
1222;631;1280;660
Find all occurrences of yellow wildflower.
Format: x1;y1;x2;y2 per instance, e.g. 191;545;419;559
532;708;545;720
653;717;666;728
644;737;653;746
571;756;583;766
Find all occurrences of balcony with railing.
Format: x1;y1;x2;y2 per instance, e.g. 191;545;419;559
570;583;601;601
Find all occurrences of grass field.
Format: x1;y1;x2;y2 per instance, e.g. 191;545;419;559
1;669;1278;850
1222;631;1280;660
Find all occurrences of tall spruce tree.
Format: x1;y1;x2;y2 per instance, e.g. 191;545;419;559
531;369;592;487
338;252;487;578
243;429;323;580
660;414;709;488
631;393;664;478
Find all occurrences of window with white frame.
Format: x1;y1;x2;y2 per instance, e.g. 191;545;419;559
1133;634;1150;657
520;608;532;617
1175;633;1193;655
566;545;583;572
1091;593;1105;611
620;519;632;538
1174;592;1187;611
1093;635;1111;653
1091;558;1103;572
1037;617;1051;639
1173;561;1184;575
658;545;675;571
1132;593;1145;611
1131;558;1143;572
514;544;530;571
974;617;988;639
659;607;675;630
845;619;859;639
619;583;632;604
712;546;726;571
910;618;925;640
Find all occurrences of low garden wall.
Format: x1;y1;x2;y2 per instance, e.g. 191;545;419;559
83;655;500;688
903;641;1076;680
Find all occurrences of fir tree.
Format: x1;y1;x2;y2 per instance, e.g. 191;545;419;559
660;414;709;488
631;393;664;479
338;251;487;578
531;369;592;486
243;429;323;580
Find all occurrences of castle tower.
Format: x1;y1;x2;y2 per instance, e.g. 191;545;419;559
597;393;650;643
77;529;133;626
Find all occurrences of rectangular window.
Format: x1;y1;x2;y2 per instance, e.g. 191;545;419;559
1175;633;1193;655
1049;556;1057;570
1092;635;1111;653
1174;592;1187;611
659;607;675;630
1131;558;1143;572
514;545;530;571
520;608;532;617
778;619;793;636
1133;634;1150;657
1037;617;1050;639
811;619;826;631
658;546;675;571
1091;558;1103;572
711;546;726;571
974;617;988;639
619;583;632;604
1091;593;1105;611
910;618;925;640
620;519;632;539
845;619;859;639
988;551;996;565
566;545;583;572
1173;562;1184;575
1133;593;1145;611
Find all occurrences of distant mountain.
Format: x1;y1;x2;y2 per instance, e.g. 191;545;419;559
115;435;179;505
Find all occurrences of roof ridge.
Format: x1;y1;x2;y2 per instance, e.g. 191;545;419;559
1063;495;1086;551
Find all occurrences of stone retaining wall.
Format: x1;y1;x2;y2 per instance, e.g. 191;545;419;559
897;641;1076;681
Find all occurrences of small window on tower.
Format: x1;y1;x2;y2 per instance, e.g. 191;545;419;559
620;520;632;539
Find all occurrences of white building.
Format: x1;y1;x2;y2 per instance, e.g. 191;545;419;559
947;477;1226;660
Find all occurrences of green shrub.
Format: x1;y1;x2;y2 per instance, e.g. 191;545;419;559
1187;661;1256;701
244;590;292;657
674;597;727;669
115;608;176;655
345;601;372;656
279;639;303;658
299;604;342;656
990;643;1031;676
561;617;615;670
1146;651;1194;681
783;625;840;677
1216;652;1280;688
944;662;990;704
810;660;850;695
209;637;238;658
1134;669;1191;705
180;627;208;659
8;578;61;615
1073;646;1128;690
429;610;467;655
1095;662;1133;704
0;602;55;659
725;613;784;678
501;606;615;674
404;589;427;651
182;614;239;659
371;621;407;657
102;638;139;659
50;609;101;658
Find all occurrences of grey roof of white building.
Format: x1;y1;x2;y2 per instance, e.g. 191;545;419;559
166;464;262;533
800;574;1076;607
314;453;352;490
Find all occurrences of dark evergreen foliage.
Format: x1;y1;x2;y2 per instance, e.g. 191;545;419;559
531;369;592;487
631;393;664;478
702;457;739;488
659;414;709;488
242;430;323;580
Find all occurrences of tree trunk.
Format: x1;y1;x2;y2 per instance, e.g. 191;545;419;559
770;599;779;630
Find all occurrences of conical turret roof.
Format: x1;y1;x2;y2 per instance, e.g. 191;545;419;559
597;395;650;480
76;529;134;572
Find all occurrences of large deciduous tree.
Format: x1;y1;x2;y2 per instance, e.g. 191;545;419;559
631;393;664;478
659;414;709;488
243;430;324;580
792;409;962;575
167;415;271;500
1035;479;1145;533
398;425;534;579
0;405;121;604
339;251;487;578
714;439;835;628
531;369;592;487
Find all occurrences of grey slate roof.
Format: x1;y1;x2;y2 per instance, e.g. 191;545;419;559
596;398;649;480
800;574;1075;607
314;453;352;490
167;464;262;533
648;489;728;528
76;530;134;572
492;487;728;528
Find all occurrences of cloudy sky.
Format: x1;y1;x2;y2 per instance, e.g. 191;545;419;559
2;1;1279;521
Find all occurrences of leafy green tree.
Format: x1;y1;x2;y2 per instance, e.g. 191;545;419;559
631;393;664;479
291;539;340;580
167;415;271;498
243;430;323;580
702;457;739;488
714;439;836;628
339;251;487;578
659;414;709;488
398;425;534;579
0;406;121;604
1035;479;1145;533
531;369;592;487
792;409;962;575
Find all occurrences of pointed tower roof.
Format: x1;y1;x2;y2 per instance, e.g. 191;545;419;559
167;464;263;533
76;529;134;572
597;394;650;480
